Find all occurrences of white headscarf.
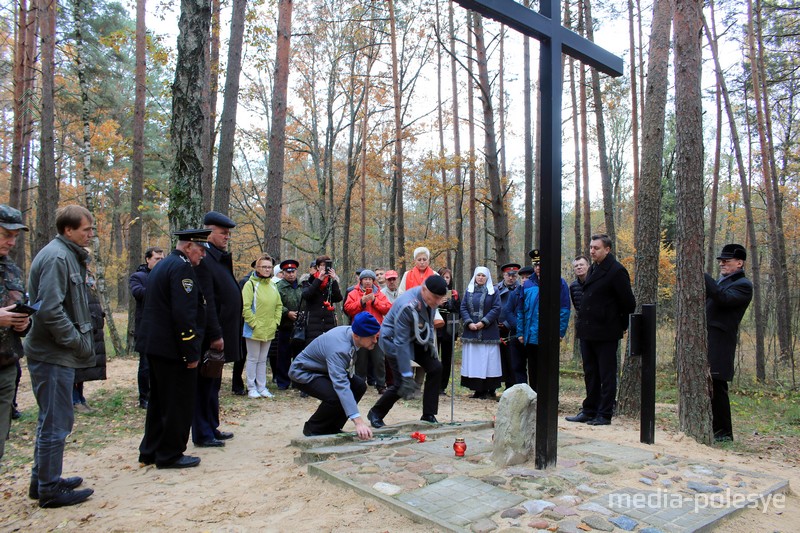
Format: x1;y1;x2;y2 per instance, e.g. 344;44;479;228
466;266;495;294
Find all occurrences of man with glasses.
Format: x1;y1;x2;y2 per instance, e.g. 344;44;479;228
705;244;752;442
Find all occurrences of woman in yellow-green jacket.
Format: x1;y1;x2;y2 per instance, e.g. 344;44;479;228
242;254;283;398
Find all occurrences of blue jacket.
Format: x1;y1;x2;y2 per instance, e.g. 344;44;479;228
515;275;571;345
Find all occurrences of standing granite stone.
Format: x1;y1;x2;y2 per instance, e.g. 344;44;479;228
492;384;537;466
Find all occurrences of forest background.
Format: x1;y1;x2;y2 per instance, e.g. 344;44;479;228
0;0;797;443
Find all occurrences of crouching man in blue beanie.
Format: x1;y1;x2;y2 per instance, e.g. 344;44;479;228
289;312;380;440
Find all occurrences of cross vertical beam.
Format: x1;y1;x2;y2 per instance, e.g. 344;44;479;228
452;0;623;469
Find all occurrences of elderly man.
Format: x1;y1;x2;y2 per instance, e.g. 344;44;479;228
567;234;635;426
138;229;210;469
0;205;30;462
382;270;401;304
289;312;381;439
192;211;241;447
275;259;303;390
367;276;449;428
25;205;95;507
496;262;521;388
705;244;752;442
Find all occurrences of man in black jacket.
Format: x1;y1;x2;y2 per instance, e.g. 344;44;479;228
191;211;242;448
138;229;209;469
566;234;636;426
129;247;164;408
705;244;753;442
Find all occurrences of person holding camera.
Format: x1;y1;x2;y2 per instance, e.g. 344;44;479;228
344;270;391;393
301;255;343;347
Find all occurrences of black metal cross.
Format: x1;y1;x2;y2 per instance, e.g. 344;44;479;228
453;0;623;469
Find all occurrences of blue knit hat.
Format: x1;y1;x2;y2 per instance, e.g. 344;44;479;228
352;312;381;337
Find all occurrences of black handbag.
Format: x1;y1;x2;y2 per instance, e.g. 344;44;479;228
200;348;225;379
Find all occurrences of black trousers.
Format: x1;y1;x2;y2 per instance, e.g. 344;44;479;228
580;339;619;419
371;344;442;420
139;355;197;466
231;339;247;393
192;372;221;443
711;378;733;440
293;375;367;435
137;351;149;403
516;342;538;391
276;329;302;389
498;328;515;389
438;333;455;392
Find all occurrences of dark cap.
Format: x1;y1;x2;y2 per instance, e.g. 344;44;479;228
500;263;521;274
280;259;299;272
203;211;236;228
174;228;211;243
310;260;317;269
717;244;746;261
424;275;448;296
528;249;541;263
518;266;535;276
0;205;28;231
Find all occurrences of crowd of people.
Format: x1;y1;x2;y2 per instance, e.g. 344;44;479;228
0;202;754;509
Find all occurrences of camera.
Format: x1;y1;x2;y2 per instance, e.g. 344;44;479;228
324;259;333;274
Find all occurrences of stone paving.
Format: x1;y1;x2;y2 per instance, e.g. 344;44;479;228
293;421;789;532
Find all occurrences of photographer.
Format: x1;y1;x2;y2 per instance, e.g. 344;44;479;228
301;255;343;347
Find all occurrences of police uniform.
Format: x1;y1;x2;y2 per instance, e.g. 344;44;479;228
137;231;208;467
368;285;442;425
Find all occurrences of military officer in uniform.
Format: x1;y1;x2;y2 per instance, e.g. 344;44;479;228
289;312;381;439
495;262;521;388
367;275;449;428
138;229;209;469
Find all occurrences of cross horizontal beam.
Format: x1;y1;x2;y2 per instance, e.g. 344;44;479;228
453;0;624;77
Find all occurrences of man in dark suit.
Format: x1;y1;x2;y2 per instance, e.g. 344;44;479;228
705;243;753;442
192;211;242;447
566;234;636;426
138;229;209;469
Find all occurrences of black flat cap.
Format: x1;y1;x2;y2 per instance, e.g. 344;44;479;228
203;211;236;228
717;244;746;261
424;275;448;296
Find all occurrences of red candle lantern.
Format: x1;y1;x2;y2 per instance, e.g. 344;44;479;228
453;437;467;457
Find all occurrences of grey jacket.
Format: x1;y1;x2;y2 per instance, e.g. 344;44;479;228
24;235;94;367
289;326;360;418
379;286;437;377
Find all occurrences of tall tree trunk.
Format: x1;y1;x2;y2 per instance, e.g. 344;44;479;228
128;0;146;353
361;44;375;269
618;0;672;417
467;11;477;273
203;0;220;212
705;79;722;275
498;26;507;182
628;0;640;228
33;0;58;256
388;0;405;270
449;0;465;287
523;0;533;257
10;0;28;210
16;2;37;269
751;0;792;367
703;11;767;383
473;14;509;268
674;0;712;444
436;0;451;267
214;0;248;215
584;0;616;245
566;0;580;256
169;0;211;234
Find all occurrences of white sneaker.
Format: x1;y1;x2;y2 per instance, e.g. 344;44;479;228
258;389;274;398
248;390;261;398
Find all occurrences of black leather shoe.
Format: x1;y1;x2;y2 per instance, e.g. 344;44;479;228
195;438;225;447
29;476;83;500
138;455;155;466
39;485;94;508
157;455;201;469
420;414;439;424
565;412;594;423
367;409;385;429
11;407;21;419
232;389;247;396
214;431;234;440
587;416;611;426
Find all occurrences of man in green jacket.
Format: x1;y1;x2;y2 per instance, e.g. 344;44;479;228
25;205;95;508
275;259;303;390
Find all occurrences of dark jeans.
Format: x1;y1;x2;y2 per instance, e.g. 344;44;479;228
137;351;149;404
72;382;85;405
275;329;302;389
371;343;442;420
192;373;221;443
28;359;75;494
516;342;538;391
293;375;367;435
579;339;619;419
1;363;17;459
139;355;197;466
711;378;733;440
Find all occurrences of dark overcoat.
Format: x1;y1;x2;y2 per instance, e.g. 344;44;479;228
74;289;107;383
575;253;636;341
194;243;243;362
301;274;343;342
705;271;753;381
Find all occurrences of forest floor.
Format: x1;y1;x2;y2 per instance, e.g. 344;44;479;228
1;357;798;532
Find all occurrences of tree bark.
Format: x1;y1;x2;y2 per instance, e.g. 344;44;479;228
628;0;640;228
388;0;405;270
673;0;712;444
449;0;465;287
214;0;248;216
10;0;29;212
169;0;211;234
467;10;476;274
